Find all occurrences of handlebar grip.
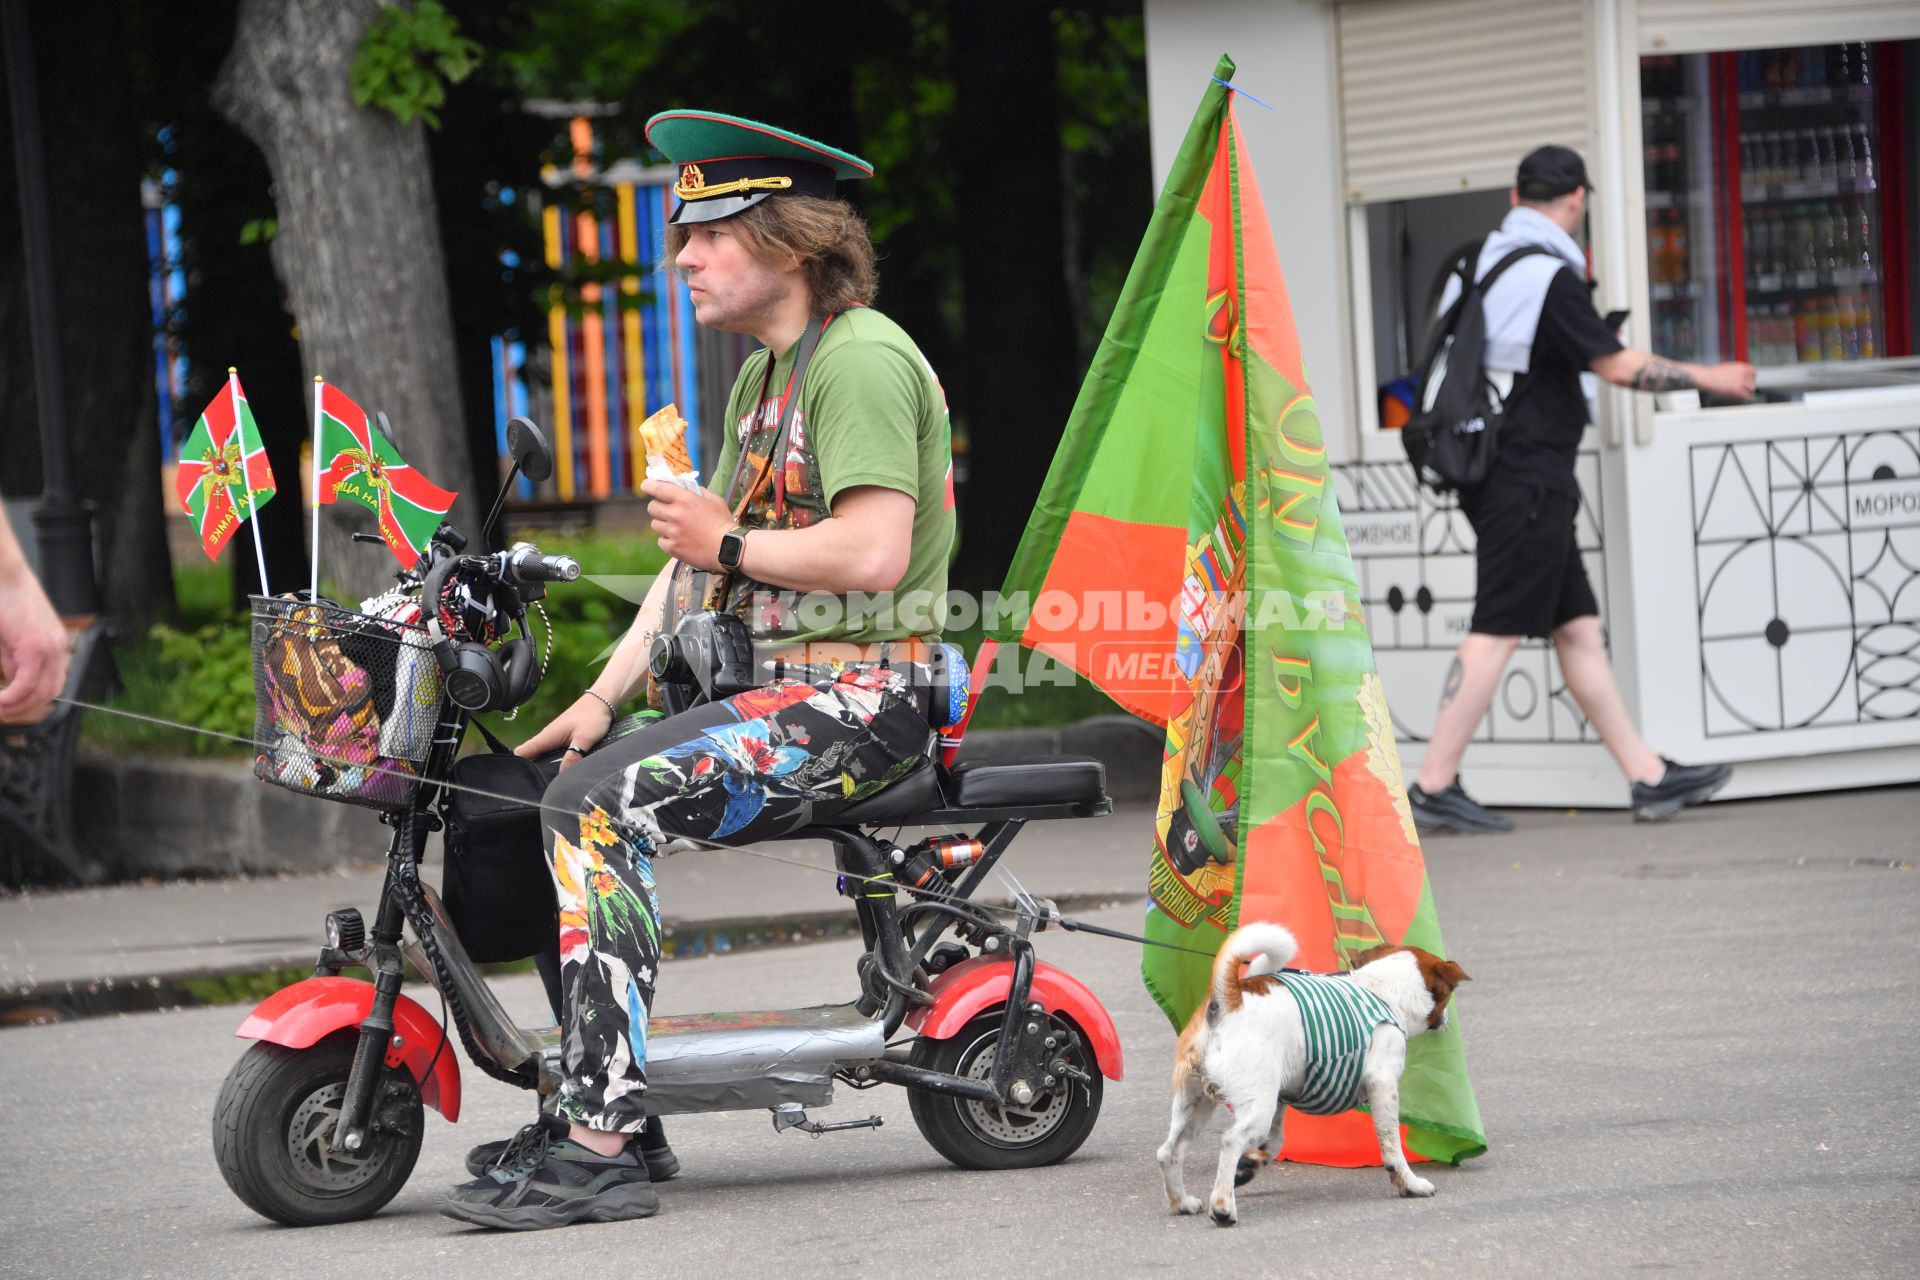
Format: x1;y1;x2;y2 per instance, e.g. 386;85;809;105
535;554;581;583
504;543;580;583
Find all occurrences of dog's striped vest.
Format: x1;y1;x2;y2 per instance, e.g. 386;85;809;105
1275;973;1398;1115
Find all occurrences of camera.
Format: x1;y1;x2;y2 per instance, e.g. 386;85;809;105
648;611;758;715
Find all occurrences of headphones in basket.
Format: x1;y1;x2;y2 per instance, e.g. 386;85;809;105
423;555;541;713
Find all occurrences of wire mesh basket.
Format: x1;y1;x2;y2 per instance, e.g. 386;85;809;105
250;595;445;811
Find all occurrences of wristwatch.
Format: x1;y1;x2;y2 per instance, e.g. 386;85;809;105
716;525;749;571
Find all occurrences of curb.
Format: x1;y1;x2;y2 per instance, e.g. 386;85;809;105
68;717;1164;884
0;892;1146;1027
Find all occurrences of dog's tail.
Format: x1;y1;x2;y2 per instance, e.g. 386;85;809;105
1211;922;1299;1012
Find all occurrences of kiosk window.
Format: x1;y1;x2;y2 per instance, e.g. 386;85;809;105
1641;40;1919;396
1362;189;1511;426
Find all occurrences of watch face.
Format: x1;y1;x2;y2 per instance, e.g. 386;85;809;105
718;529;744;569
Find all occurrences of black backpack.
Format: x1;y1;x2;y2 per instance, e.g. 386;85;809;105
1402;240;1553;493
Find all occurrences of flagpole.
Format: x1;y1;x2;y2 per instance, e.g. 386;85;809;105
310;375;324;602
231;367;271;597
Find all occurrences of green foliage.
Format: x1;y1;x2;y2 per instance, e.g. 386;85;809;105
174;561;235;627
480;526;671;739
84;613;256;758
351;0;482;128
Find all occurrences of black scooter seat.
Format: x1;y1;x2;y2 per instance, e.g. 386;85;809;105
948;754;1107;807
824;753;1110;827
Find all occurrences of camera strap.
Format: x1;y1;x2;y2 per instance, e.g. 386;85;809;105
706;311;832;611
728;311;832;523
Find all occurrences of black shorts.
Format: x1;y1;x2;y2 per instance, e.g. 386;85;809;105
1458;479;1598;638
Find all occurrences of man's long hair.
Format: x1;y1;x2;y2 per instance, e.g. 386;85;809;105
666;196;878;315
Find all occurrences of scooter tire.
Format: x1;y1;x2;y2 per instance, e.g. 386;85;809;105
907;1009;1102;1171
213;1033;423;1226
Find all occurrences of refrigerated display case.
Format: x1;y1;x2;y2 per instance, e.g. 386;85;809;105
1639;41;1913;387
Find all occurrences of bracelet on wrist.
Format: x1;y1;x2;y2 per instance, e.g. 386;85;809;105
583;689;618;718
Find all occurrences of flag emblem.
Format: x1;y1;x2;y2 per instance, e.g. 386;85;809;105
176;375;276;561
315;384;459;568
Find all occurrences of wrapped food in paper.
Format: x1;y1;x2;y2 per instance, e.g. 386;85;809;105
640;403;703;492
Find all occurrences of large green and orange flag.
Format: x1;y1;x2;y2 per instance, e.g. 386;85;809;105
176;371;276;561
314;383;459;568
986;56;1485;1166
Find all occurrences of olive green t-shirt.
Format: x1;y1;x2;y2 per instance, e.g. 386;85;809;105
701;306;955;644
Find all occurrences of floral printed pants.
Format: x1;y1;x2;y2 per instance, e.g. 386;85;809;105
539;665;934;1132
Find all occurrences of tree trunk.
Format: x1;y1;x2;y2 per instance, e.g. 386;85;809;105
949;0;1080;587
214;0;477;601
0;0;174;626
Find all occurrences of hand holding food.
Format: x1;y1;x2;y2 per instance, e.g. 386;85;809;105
640;404;701;490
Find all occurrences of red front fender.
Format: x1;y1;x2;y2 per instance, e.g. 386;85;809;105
906;955;1123;1081
235;976;462;1122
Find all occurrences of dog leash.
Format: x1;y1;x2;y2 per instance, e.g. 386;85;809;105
52;696;1224;960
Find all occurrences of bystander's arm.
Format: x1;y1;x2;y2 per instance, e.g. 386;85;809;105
1591;348;1757;400
0;520;69;724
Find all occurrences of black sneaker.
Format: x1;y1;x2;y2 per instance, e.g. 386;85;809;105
1407;781;1515;835
467;1113;679;1182
1630;758;1733;822
440;1132;658;1231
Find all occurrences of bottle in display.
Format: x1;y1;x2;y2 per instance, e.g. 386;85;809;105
1773;304;1795;364
1795;302;1821;363
1818;205;1839;272
1797;207;1820;275
1856;124;1873;183
1820;296;1842;361
1854;203;1873;273
1858;298;1877;360
1670;214;1689;283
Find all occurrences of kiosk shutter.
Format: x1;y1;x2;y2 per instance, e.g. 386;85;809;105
1336;0;1593;204
1638;1;1920;55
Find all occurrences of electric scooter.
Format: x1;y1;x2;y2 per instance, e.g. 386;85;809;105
213;419;1122;1226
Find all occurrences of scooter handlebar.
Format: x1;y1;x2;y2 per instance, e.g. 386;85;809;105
503;543;580;584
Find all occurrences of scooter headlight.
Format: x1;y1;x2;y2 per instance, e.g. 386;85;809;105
325;908;365;953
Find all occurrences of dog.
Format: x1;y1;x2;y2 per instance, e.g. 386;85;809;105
1156;922;1469;1226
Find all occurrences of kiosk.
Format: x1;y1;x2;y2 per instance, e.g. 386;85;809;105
1144;0;1920;805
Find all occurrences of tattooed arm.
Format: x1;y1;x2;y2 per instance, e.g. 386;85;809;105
1591;349;1757;400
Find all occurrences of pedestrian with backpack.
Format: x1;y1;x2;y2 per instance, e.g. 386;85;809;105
1404;145;1756;833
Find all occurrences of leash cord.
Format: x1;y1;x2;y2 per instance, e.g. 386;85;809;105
54;694;1220;959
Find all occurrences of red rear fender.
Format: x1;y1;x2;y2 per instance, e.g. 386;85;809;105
235;975;462;1121
906;955;1123;1080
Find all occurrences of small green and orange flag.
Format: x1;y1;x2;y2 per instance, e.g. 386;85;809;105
313;382;459;569
985;56;1485;1168
176;370;276;566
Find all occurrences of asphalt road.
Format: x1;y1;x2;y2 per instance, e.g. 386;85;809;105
2;788;1916;1278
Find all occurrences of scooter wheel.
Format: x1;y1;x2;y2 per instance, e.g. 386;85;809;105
906;1009;1102;1170
212;1033;423;1226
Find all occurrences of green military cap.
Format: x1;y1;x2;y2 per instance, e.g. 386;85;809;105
644;108;873;225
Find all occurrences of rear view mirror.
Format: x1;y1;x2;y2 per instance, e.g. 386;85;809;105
506;417;554;483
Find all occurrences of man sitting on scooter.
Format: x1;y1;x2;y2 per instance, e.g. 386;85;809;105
440;109;956;1231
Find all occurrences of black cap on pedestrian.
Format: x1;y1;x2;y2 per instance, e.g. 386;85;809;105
1516;145;1594;200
